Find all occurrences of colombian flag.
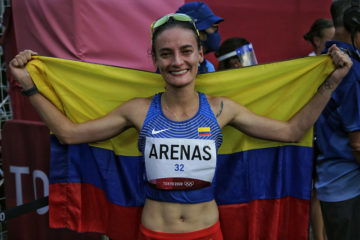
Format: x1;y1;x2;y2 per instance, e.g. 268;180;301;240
26;56;334;240
198;127;211;137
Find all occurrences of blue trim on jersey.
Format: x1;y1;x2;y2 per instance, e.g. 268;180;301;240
138;92;223;203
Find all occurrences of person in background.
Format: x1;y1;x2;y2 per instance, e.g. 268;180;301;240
314;1;360;240
304;18;335;56
215;37;258;70
176;1;223;73
304;18;335;240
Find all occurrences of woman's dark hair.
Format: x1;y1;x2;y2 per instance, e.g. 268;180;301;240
215;37;250;70
303;18;334;47
151;17;201;59
331;1;351;28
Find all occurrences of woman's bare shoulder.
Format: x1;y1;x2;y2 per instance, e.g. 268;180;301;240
205;95;233;112
205;94;244;128
119;96;154;129
126;96;153;107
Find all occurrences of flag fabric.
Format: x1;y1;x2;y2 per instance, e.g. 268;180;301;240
26;56;334;240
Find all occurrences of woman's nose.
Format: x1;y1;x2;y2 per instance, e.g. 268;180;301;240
172;52;184;65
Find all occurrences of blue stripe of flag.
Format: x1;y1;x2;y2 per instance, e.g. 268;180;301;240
50;135;313;207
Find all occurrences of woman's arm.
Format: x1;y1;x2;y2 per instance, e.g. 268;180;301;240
9;50;145;144
216;45;353;143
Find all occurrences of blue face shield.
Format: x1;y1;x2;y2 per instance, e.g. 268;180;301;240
202;32;221;54
217;43;258;67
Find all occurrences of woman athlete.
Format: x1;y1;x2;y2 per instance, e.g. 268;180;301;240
9;13;352;240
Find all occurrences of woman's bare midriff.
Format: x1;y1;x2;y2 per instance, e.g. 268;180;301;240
141;198;219;233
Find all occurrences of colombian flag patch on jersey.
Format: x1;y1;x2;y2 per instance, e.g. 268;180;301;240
198;127;211;136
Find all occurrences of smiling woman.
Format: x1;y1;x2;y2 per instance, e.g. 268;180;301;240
8;13;352;240
153;26;203;89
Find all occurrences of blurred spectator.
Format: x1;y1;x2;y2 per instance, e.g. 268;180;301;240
176;1;223;73
304;18;335;56
314;1;360;240
304;19;334;240
215;37;258;70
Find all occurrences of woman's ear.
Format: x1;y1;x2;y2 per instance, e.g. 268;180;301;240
199;45;204;63
313;36;321;50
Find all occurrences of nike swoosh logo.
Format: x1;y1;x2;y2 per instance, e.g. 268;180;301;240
152;129;169;135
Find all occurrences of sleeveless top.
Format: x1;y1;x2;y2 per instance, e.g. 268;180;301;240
138;92;223;203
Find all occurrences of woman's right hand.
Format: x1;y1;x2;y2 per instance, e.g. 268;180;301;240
9;50;38;89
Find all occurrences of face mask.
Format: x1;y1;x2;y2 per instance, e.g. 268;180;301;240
202;32;221;54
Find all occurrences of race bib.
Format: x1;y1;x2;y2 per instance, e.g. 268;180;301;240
144;137;217;190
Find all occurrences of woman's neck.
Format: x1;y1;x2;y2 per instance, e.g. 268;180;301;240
162;86;199;121
333;27;352;44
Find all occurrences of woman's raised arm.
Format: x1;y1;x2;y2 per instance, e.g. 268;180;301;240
216;44;353;142
9;50;147;144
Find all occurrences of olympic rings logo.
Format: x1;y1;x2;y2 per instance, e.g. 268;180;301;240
184;181;194;187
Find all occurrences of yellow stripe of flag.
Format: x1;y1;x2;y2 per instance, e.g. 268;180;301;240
26;55;334;155
198;127;210;132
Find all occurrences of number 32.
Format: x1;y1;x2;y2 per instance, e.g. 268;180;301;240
174;164;184;172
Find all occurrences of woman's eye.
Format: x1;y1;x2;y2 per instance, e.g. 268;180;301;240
183;49;192;55
160;52;171;57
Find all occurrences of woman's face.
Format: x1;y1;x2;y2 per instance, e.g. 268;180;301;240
227;56;242;69
313;27;335;55
153;26;204;88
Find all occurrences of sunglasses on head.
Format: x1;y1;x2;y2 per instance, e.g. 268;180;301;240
150;13;199;39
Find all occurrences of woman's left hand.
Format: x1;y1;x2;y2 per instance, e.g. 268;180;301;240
328;44;353;83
